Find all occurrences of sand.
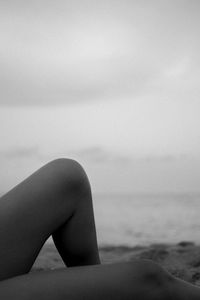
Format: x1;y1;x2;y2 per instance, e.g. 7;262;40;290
32;241;200;286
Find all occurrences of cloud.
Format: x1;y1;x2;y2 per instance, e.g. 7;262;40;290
0;145;131;165
0;146;41;159
0;0;199;106
72;146;131;165
141;154;190;163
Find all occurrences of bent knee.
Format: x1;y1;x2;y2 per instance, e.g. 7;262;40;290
47;158;91;194
129;260;174;299
139;259;173;286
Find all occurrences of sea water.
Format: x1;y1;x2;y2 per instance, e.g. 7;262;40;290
93;193;200;247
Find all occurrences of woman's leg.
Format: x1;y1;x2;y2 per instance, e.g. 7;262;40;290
0;158;100;281
1;259;200;300
0;260;181;300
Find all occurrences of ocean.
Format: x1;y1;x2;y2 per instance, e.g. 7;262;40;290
92;193;200;247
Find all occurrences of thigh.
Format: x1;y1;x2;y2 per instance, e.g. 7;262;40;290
0;263;134;300
0;159;78;280
0;261;175;300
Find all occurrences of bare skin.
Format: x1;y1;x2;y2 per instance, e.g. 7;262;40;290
0;158;200;299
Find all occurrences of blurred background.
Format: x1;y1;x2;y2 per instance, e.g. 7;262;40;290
1;0;200;247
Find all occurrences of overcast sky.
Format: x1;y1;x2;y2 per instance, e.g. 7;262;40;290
0;0;200;194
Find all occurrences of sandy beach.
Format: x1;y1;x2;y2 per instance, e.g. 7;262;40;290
32;242;200;286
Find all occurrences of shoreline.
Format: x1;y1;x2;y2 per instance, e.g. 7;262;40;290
32;241;200;286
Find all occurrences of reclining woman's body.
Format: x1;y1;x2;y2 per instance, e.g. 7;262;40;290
0;158;200;299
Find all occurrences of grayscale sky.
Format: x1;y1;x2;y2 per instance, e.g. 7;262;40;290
0;0;200;194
